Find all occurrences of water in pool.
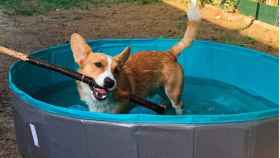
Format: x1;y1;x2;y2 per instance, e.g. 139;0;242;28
35;77;277;115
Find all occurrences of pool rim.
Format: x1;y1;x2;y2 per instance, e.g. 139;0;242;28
8;39;279;125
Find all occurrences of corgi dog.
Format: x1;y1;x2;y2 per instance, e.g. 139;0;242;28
70;4;200;114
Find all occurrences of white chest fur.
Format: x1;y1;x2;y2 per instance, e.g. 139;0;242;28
77;82;116;113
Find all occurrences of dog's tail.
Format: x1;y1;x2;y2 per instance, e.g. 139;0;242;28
169;1;200;56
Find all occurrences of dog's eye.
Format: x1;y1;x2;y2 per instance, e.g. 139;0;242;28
94;62;103;68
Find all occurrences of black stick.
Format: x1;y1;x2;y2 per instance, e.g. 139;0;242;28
0;46;166;114
130;95;166;114
28;57;102;89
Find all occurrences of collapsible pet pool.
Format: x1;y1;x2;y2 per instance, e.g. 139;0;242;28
9;39;278;158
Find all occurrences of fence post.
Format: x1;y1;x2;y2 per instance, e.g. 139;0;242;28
255;0;261;20
275;1;279;26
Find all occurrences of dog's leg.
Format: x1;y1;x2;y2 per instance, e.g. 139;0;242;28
164;68;184;115
165;87;183;115
113;100;131;114
113;87;132;113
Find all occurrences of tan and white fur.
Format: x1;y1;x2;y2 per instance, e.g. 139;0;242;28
70;3;200;114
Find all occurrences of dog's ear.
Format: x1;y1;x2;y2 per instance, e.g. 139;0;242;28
70;33;92;65
113;47;131;67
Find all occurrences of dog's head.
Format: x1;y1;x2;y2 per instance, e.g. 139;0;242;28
70;33;130;101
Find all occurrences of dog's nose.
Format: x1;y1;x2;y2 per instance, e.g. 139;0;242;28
104;77;115;89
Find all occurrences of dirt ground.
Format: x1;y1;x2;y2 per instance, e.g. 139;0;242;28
0;2;278;158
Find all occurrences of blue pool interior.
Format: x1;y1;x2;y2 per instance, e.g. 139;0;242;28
8;39;279;124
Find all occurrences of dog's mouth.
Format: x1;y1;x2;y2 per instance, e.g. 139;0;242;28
90;86;109;101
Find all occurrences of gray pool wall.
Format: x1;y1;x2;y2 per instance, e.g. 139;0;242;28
13;95;278;158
